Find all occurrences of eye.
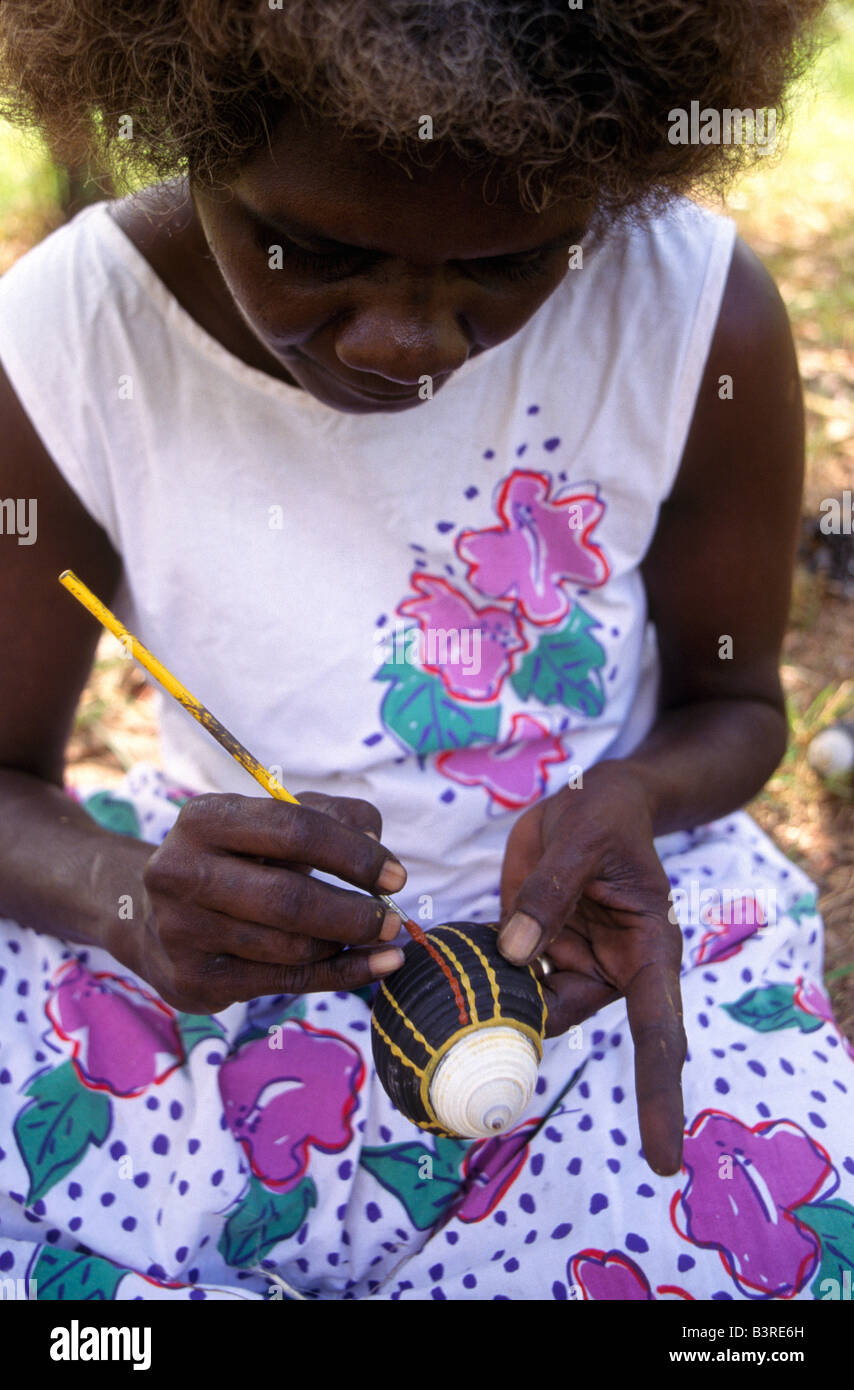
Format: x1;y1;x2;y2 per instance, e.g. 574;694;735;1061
252;220;376;281
463;246;562;285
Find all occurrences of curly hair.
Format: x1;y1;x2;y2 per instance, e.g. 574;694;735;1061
0;0;828;217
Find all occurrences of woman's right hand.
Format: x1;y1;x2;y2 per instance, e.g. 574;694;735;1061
136;790;407;1014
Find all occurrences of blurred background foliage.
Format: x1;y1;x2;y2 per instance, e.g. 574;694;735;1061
0;0;851;1029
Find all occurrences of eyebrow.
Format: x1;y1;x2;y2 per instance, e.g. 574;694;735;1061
236;196;583;261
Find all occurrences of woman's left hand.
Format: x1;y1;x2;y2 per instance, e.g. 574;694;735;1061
498;761;686;1175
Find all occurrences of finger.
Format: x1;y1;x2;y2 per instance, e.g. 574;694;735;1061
202;943;405;1006
175;794;406;894
179;906;342;966
498;816;602;964
294;791;383;842
623;955;687;1176
154;853;404;946
542;971;621;1037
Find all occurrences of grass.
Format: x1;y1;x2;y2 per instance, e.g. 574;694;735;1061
0;9;852;1035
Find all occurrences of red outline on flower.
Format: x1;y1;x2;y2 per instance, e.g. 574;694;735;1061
436;712;568;809
397;573;529;703
456;470;610;625
46;960;184;1098
670;1108;833;1299
221;1019;365;1193
569;1248;654;1300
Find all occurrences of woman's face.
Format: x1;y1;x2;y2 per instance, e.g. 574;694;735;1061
192;110;591;413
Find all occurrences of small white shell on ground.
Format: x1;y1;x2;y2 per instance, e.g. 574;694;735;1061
429;1026;540;1139
808;727;854;778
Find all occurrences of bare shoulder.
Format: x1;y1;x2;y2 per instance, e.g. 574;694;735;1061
669;234;802;509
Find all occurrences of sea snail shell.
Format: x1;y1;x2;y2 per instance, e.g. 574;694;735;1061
371;921;546;1139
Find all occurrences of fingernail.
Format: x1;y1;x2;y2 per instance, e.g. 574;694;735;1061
499;912;542;964
364;830;379;841
377;858;407;892
380;910;402;942
369;948;405;977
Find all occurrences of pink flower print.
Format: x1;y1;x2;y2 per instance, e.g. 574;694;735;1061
437;712;568;808
568;1249;654;1300
457;471;609;625
47;962;184;1098
795;978;854;1061
398;575;527;701
695;895;766;965
672;1109;833;1298
454;1119;540;1223
219;1021;364;1191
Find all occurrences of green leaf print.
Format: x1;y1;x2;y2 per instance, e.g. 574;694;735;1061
376;652;500;758
722;984;824;1034
792;1199;854;1299
176;1012;228;1055
219;1175;317;1268
360;1136;469;1231
32;1245;130;1300
81;790;141;838
14;1061;112;1204
509;603;606;716
787;892;819;925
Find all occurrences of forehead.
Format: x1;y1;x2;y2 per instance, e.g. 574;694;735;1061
230;108;589;259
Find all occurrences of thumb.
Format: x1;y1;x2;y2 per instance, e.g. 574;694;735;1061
499;802;548;915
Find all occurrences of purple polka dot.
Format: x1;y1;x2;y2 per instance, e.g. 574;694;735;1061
504;1257;519;1272
429;1263;444;1280
338;1160;352;1180
535;1078;548;1096
176;1246;188;1262
590;1193;608;1215
780;1058;794;1076
714;1078;730;1095
637;1184;654;1198
146;1097;159;1111
463;1273;477;1289
110;1141;126;1160
68;1217;82;1232
0;1252;13;1272
626;1233;648;1253
134;1173;149;1189
545;1126;562;1143
748;1061;766;1077
445;1231;458;1245
436;521;454;534
465;486;479;498
612;1087;624;1104
122;1217;137;1232
68;1182;82;1200
578;1115;593;1132
606;1159;620;1174
516;443;528;456
610;1129;626;1146
152;1134;169;1156
366;1202;381;1222
568;1157;582;1175
188;1139;200;1155
553;1281;567;1300
527;404;540;414
525;1229;537;1245
551;1223;572;1239
178;1180;189;1196
543;437;561;451
211;1170;224;1187
100;1192;115;1207
531;1154;545;1176
809;1112;826;1129
757;1103;770;1118
520;1193;535;1214
678;1254;695;1272
483;449;495;460
0;1070;10;1085
189;1288;206;1300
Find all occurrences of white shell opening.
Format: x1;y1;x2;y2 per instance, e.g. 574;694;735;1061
429;1026;540;1139
808;728;854;778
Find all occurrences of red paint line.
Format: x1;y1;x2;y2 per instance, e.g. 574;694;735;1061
402;918;468;1026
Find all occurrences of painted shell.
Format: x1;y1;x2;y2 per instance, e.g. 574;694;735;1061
371;921;546;1138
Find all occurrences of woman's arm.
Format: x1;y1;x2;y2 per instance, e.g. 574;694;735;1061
497;237;804;1173
0;361;405;1006
627;235;803;832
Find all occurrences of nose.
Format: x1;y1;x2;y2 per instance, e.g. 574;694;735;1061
333;282;471;384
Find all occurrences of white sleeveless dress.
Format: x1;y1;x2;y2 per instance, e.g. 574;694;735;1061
0;199;850;1301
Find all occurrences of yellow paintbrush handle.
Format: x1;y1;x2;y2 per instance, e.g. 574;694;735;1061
58;569;299;805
